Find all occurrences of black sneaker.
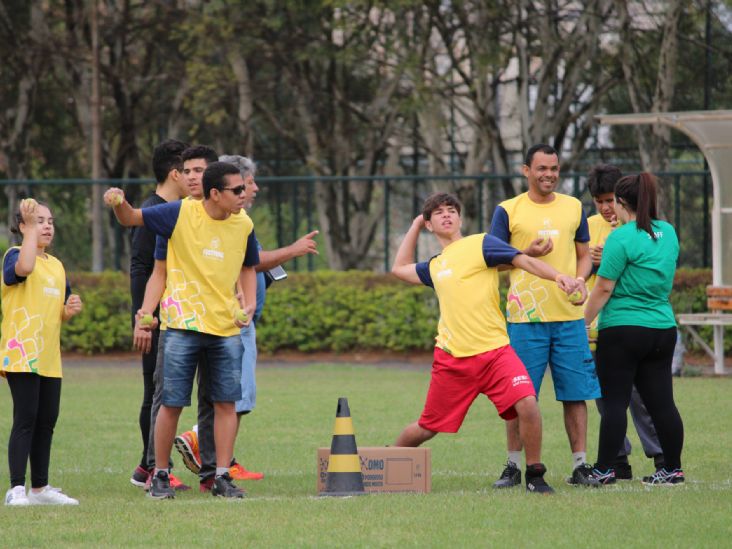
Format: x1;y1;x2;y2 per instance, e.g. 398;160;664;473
212;473;245;498
492;461;521;489
567;463;601;487
148;470;175;499
642;468;685;486
592;467;617;485
612;462;632;480
525;463;554;494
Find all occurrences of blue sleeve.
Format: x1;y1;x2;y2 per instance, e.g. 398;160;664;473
141;201;182;239
415;259;434;289
488;206;511;243
65;280;72;303
243;231;260;267
575;210;590;243
2;248;25;285
154;235;168;261
482;234;521;267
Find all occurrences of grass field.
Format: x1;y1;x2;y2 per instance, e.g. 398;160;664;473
1;360;731;548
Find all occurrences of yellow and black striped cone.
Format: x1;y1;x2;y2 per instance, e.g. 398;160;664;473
319;397;366;497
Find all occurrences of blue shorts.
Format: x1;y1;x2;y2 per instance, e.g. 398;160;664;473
507;320;601;401
162;329;243;407
235;322;257;414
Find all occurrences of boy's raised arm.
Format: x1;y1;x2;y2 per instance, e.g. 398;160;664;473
391;215;425;285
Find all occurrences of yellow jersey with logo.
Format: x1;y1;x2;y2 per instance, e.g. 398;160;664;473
1;248;68;378
490;192;589;323
415;233;521;357
142;199;257;337
586;213;615;293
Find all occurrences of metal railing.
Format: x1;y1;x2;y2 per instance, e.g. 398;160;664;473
0;171;711;272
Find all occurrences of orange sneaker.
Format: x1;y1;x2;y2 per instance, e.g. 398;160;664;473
229;461;264;481
168;472;191;491
174;430;201;474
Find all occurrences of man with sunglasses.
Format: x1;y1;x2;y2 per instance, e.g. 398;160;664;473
130;145;220;493
105;160;259;499
174;155;319;490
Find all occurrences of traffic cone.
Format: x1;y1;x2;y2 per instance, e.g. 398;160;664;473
319;397;366;497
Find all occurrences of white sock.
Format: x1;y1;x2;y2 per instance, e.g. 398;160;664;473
216;467;229;477
508;451;522;469
192;424;198;435
153;467;170;476
572;452;586;468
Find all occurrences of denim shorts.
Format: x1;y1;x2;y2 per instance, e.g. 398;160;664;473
235;322;257;414
507;320;601;402
162;328;243;407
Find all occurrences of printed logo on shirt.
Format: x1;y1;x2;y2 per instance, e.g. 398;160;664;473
512;375;531;387
538;219;559;241
435;258;453;280
202;237;224;261
43;275;60;297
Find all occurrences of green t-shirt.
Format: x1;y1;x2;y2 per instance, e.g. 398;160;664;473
597;219;678;330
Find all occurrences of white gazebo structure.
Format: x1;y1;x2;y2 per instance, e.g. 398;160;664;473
598;111;732;375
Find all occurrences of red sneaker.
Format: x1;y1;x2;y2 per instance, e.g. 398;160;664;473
229;461;264;481
169;473;191;491
199;477;214;493
130;466;152;488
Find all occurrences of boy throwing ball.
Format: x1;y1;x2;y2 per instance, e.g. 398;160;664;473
391;193;580;494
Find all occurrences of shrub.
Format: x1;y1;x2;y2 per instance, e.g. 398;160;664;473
1;268;720;354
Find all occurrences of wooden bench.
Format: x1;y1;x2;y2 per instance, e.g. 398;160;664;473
676;286;732;375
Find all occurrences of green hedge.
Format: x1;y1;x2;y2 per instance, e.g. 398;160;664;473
0;268;720;354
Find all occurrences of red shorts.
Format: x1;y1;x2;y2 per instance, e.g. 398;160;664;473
418;345;536;433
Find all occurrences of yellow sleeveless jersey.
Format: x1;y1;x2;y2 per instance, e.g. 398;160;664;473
493;192;588;323
416;233;520;357
159;199;254;337
1;248;66;378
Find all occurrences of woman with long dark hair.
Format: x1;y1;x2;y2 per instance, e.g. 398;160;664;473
584;173;685;486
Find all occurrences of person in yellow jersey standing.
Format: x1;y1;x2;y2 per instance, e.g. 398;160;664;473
2;199;83;506
392;192;582;494
489;144;601;488
105;161;259;499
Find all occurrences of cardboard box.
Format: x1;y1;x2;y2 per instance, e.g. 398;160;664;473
317;447;431;494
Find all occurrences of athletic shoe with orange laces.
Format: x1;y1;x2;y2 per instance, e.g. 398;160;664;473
174;430;202;474
229;461;264;481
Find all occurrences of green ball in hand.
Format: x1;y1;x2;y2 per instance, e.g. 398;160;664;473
139;313;154;327
568;290;583;303
235;309;249;323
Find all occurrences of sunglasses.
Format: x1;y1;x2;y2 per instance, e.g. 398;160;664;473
221;184;246;196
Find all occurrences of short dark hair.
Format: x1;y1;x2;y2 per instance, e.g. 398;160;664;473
587;164;622;197
152;139;188;183
181;145;219;166
203;161;241;199
525;143;558;167
421;192;462;221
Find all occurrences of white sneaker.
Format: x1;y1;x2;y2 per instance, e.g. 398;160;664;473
27;485;79;505
5;486;30;506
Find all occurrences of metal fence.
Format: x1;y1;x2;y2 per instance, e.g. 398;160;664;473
0;171;711;272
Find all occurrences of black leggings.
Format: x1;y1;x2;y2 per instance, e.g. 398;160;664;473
595;326;683;470
6;373;62;488
138;327;159;469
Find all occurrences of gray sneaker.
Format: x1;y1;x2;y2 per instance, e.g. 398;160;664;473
148;470;175;499
492;461;521;489
567;463;601;487
212;473;245;498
